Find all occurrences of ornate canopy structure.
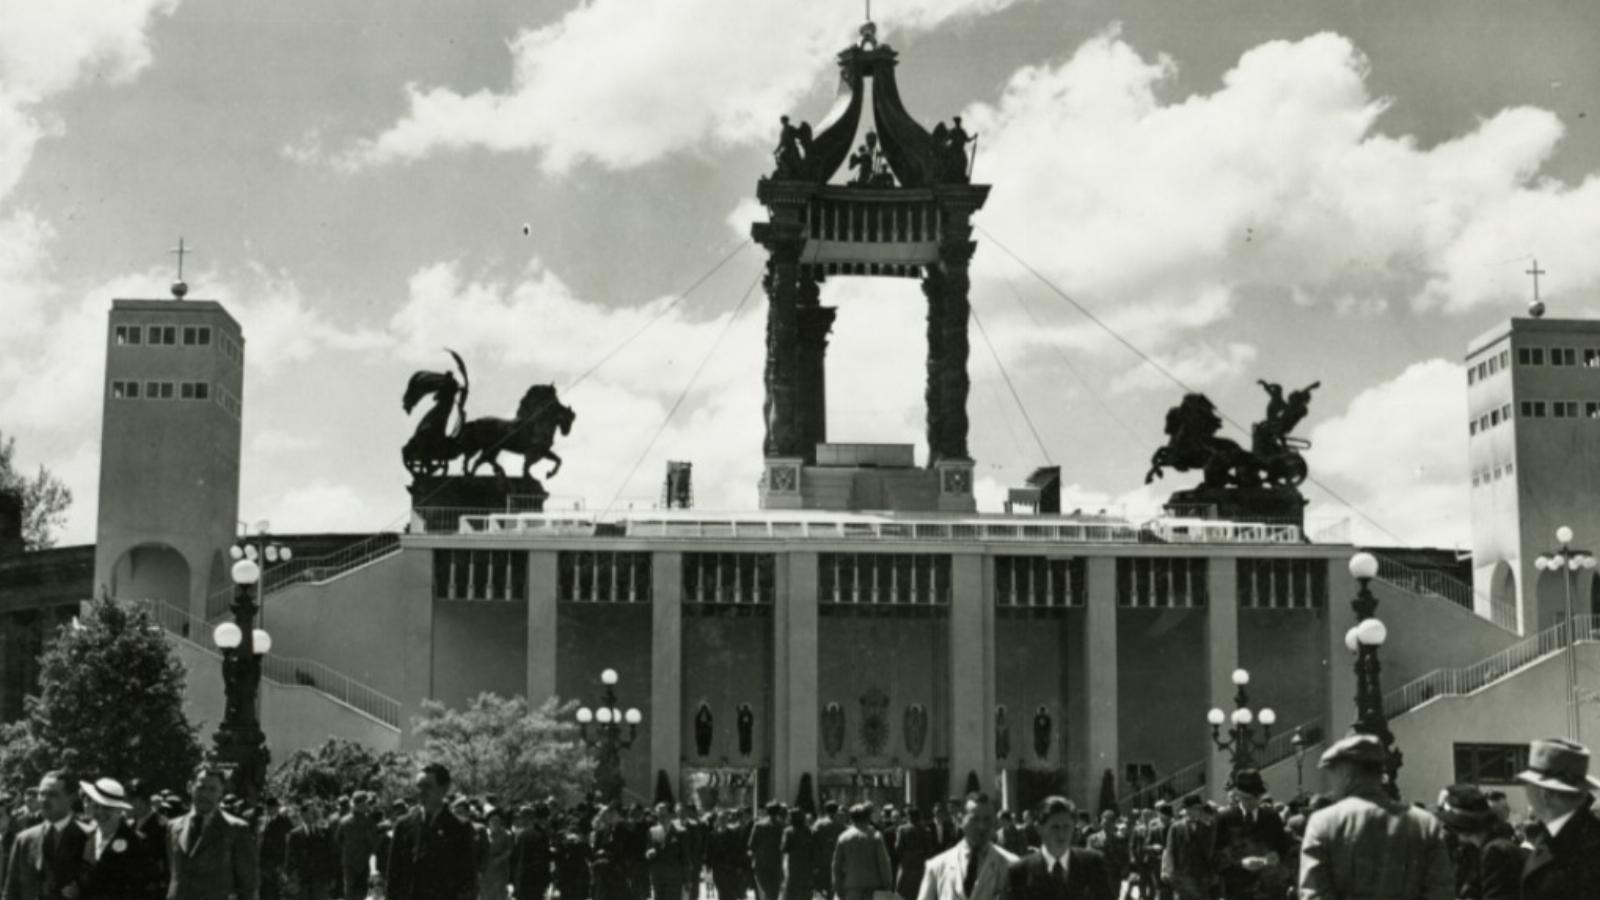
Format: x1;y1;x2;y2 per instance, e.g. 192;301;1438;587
752;22;991;511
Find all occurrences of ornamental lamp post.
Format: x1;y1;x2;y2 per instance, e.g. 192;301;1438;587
1534;526;1595;742
212;557;272;801
1290;727;1307;798
576;668;643;804
1207;667;1276;782
1346;551;1401;798
231;520;291;628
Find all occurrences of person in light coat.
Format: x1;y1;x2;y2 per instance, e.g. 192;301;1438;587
917;795;1017;900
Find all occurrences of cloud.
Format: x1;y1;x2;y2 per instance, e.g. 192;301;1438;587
964;27;1600;321
1110;341;1258;394
1305;359;1468;547
257;480;382;534
340;0;1027;173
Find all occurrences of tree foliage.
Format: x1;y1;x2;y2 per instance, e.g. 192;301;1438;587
0;596;201;793
412;693;594;805
0;430;73;551
269;737;414;806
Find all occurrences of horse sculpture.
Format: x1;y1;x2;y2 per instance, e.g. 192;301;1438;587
456;384;576;480
1145;381;1318;493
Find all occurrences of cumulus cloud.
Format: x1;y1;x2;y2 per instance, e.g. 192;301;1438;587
340;0;1026;173
1306;359;1469;547
1110;341;1258;394
964;27;1600;320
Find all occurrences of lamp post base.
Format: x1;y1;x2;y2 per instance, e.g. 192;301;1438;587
213;727;270;801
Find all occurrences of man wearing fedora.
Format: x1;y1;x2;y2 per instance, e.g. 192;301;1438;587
1159;797;1215;900
1517;737;1600;900
1211;770;1289;900
2;771;88;900
1297;734;1453;900
1433;784;1523;900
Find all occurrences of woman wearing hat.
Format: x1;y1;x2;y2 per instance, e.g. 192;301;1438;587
1434;784;1523;900
80;778;160;900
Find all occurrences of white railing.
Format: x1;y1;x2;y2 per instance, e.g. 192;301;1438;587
204;531;406;621
1382;615;1600;718
143;601;403;731
1371;552;1518;633
435;510;1306;545
1121;759;1206;809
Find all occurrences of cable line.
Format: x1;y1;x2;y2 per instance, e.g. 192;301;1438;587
970;302;1053;465
598;272;763;518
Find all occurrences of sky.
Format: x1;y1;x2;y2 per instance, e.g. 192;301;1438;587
6;0;1600;551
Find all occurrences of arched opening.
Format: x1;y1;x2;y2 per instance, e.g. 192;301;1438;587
111;543;190;615
1487;561;1517;626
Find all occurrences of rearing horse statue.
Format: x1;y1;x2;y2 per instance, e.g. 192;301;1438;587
456;384;577;480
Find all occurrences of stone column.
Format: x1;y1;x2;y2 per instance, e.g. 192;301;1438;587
651;553;684;796
923;268;947;463
933;244;974;463
526;551;559;706
774;552;820;803
1082;556;1119;807
1205;557;1240;800
762;242;806;460
796;279;835;464
948;553;993;793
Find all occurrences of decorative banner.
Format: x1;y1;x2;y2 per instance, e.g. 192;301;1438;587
819;768;906;789
904;703;928;758
996;705;1011;759
822;703;846;757
693;702;714;758
1032;705;1053;760
737;703;756;756
860;687;890;756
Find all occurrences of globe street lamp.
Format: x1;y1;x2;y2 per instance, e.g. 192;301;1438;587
576;668;643;803
1207;667;1276;780
1535;526;1595;742
1347;551;1401;798
212;557;272;800
232;520;291;628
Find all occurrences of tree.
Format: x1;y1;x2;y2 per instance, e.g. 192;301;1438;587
0;430;73;551
268;737;414;807
0;596;200;793
411;693;593;805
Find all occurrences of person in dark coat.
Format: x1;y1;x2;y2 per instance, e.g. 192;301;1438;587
167;767;260;900
705;811;745;900
1516;738;1600;900
928;805;958;853
79;778;161;900
1160;798;1215;900
123;780;168;900
384;764;478;900
748;802;786;900
336;792;380;900
511;803;554;900
1210;770;1290;900
646;803;689;900
780;809;814;900
1435;784;1524;900
677;804;706;900
288;801;342;900
591;806;631;900
554;817;594;900
619;807;650;900
2;771;88;900
892;808;933;900
1003;796;1115;900
812;802;845;900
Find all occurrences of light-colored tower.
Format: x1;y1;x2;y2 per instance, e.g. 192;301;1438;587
94;273;244;622
1467;310;1600;635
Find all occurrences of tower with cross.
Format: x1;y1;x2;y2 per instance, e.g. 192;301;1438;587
750;18;990;512
1466;265;1600;636
94;240;246;623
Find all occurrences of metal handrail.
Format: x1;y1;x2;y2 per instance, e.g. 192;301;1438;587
204;530;406;622
1121;759;1206;809
1382;615;1600;718
1370;552;1518;633
142;600;402;730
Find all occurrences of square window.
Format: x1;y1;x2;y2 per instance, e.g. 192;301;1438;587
1500;349;1509;369
1468;368;1477;386
111;381;126;399
1587;349;1600;368
1506;461;1515;475
1470;420;1480;435
1554;403;1567;419
1587;402;1600;419
194;382;209;400
1490;409;1501;426
198;326;211;345
1565;348;1578;365
1472;473;1481;487
1503;403;1512;420
1520;402;1533;417
145;380;160;397
180;382;195;400
1519;347;1532;365
159;382;174;399
1535;401;1547;417
1534;348;1546;364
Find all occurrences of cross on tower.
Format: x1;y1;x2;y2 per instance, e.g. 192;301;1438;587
1527;258;1547;301
170;237;193;281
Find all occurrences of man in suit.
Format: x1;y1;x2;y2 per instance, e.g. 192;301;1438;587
928;805;959;854
1159;798;1214;900
916;794;1018;900
510;803;553;900
893;808;934;900
167;766;260;900
1517;737;1600;900
286;800;340;900
811;801;844;900
832;805;891;900
384;764;477;900
2;771;88;900
646;802;689;900
335;792;378;900
257;797;292;900
123;780;168;900
1298;734;1454;900
1004;796;1114;900
1210;770;1289;900
1434;783;1523;900
748;802;786;900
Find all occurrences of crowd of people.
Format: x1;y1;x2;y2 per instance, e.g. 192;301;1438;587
0;734;1595;899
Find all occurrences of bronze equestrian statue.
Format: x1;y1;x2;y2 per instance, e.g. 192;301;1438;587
1146;379;1319;496
401;350;468;476
401;353;576;482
